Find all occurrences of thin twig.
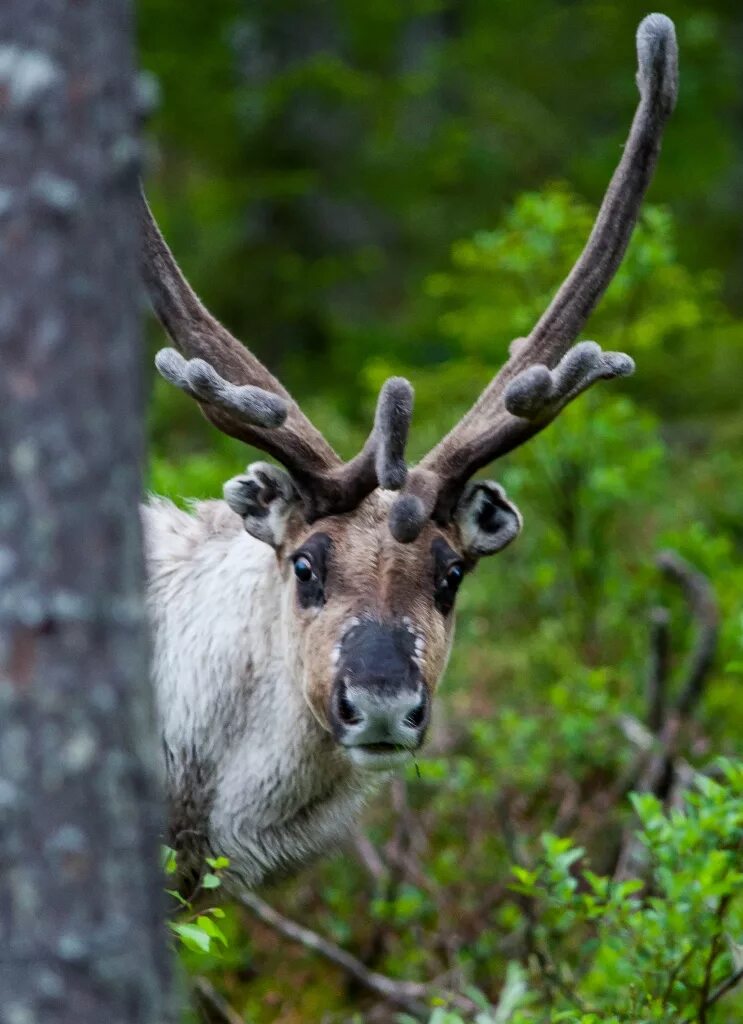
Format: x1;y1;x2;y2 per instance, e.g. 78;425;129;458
661;946;695;1009
353;830;388;883
236;889;477;1018
698;894;731;1024
384;778;434;889
613;550;719;884
552;774;581;836
613;714;692;882
192;977;245;1024
697;966;743;1016
656;550;719;717
615;713;693;789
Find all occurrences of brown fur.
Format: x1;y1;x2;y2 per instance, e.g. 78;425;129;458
278;490;458;730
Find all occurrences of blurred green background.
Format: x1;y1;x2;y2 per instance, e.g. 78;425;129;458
139;1;743;1021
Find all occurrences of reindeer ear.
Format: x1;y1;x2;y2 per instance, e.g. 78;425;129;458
454;481;522;558
223;463;302;549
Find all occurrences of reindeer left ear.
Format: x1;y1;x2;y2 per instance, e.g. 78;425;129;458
454;481;523;558
223;462;302;549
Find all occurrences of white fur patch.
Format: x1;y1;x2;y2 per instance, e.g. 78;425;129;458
142;496;383;891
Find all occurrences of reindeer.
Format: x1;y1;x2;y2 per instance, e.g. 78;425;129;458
142;15;677;891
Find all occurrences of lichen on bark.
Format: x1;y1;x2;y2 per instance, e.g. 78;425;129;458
0;2;173;1020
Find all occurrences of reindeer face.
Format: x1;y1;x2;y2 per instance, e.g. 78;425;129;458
283;496;455;769
224;465;522;771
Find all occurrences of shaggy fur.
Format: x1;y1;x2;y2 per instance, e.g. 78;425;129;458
143;493;449;891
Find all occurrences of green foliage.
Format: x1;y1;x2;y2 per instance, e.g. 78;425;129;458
163;850;232;959
435;763;743;1023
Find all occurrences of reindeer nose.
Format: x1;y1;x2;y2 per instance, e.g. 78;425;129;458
330;676;429;755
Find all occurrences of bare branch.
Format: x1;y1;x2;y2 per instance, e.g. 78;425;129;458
353;830;389;883
613;550;719;881
656;550;720;717
192;977;245;1024
698;894;731;1024
615;714;691;782
647;606;671;733
236;889;476;1018
694;966;743;1018
613;714;690;883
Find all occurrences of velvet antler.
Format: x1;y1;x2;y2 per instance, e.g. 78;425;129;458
141;190;413;517
388;13;678;542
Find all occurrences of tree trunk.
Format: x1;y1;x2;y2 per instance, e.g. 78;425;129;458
0;3;172;1022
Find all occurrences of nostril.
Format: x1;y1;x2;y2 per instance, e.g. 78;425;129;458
403;698;427;730
336;682;363;726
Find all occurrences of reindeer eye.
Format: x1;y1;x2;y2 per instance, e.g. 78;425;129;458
290;534;330;609
446;564;464;590
293;555;314;583
433;559;465;616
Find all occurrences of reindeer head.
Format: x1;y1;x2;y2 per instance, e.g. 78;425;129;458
141;15;677;770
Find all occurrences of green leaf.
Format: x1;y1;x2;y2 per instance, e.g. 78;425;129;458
160;845;177;876
197;915;228;947
169;922;211;954
205;856;230;870
165;888;190;909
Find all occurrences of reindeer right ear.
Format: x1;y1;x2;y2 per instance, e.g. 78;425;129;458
223;463;302;549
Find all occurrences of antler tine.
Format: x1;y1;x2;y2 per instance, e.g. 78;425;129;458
155;348;288;428
140;188;347;495
509;12;677;374
373;378;414;490
504;342;635;421
389;13;677;540
140;188;292;398
312;377;414;518
142;188;416;517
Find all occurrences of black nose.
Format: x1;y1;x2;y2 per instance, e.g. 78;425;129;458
331;676;429;748
329;620;430;754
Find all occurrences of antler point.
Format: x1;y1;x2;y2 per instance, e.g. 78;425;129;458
373;376;413;493
605;351;635;377
636;13;678;111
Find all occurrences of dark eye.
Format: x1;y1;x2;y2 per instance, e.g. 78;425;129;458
289;534;329;610
293;555;314;583
446;564;464;590
434;561;465;615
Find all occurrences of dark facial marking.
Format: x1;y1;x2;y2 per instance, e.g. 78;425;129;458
290;532;332;609
338;620;418;697
477;488;513;533
232;469;281;519
431;536;466;616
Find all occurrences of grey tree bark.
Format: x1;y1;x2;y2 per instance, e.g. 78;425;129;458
0;3;172;1022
